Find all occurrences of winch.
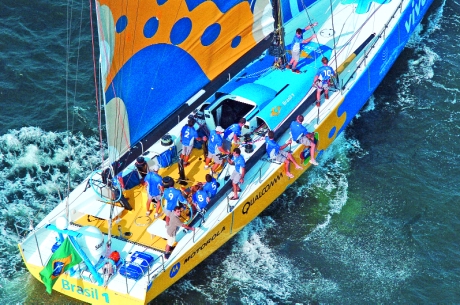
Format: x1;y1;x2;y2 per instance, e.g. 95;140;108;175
161;134;173;146
243;134;253;153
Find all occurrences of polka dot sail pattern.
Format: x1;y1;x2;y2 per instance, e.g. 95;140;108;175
96;0;275;159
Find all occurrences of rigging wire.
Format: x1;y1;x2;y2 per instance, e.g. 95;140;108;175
65;0;74;221
71;0;85;135
300;0;324;62
63;0;87;221
329;0;340;81
89;0;105;163
235;67;274;79
332;4;384;64
94;0;131;160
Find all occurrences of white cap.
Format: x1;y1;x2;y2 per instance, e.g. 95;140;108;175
215;126;224;132
150;164;160;172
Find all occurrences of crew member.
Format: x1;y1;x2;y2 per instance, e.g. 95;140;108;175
165;207;194;259
290;114;318;166
223;118;246;152
203;174;219;198
135;157;148;184
204;126;229;174
265;130;303;178
144;164;164;217
180;117;202;167
227;147;245;200
313;57;335;102
162;176;187;225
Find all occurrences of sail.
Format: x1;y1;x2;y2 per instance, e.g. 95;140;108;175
95;0;275;160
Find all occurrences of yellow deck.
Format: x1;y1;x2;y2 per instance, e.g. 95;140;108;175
73;147;220;251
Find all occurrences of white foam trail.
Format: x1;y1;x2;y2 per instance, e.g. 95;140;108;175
221;218;303;303
292;129;368;243
424;0;446;37
363;95;376;112
399;0;451;106
208;134;368;302
304;223;416;303
0;127;101;279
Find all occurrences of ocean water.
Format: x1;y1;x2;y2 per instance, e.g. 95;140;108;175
0;0;458;304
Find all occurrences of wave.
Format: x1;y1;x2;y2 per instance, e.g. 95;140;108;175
212;134;367;303
0;126;101;279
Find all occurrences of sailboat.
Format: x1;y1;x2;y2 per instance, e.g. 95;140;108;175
19;0;433;303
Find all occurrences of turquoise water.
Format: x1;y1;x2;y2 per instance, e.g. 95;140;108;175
1;0;459;304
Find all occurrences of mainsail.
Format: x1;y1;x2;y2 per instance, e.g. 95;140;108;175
95;0;277;161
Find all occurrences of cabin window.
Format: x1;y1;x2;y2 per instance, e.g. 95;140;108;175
211;98;254;129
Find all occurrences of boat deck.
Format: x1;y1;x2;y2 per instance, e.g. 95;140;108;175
72;147;219;252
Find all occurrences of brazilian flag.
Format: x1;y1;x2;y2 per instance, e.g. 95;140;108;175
39;238;83;294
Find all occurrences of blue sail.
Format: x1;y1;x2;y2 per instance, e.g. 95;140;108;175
96;0;275;160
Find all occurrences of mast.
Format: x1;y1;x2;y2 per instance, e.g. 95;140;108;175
268;0;286;66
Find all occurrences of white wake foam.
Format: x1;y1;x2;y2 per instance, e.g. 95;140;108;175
0;127;101;279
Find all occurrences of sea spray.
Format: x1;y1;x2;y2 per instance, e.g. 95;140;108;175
0;127;102;279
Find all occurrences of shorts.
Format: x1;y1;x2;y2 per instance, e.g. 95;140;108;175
148;193;161;203
182;145;193;156
298;136;312;146
167;234;176;246
222;139;232;152
274;150;288;163
316;81;329;90
292;49;300;62
230;171;241;184
194;203;207;212
164;209;172;218
208;152;223;165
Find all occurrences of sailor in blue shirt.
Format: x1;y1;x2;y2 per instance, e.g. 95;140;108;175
162;177;187;225
223;118;246;152
313;57;336;101
290;114;318;165
144;164;164;217
192;186;210;212
286;22;317;73
180;117;201;167
204;126;230;173
203;174;219;198
265;130;303;179
227;147;245;200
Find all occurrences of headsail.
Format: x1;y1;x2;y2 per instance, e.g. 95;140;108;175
96;0;275;161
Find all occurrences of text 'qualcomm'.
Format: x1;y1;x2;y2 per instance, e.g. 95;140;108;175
242;173;283;215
